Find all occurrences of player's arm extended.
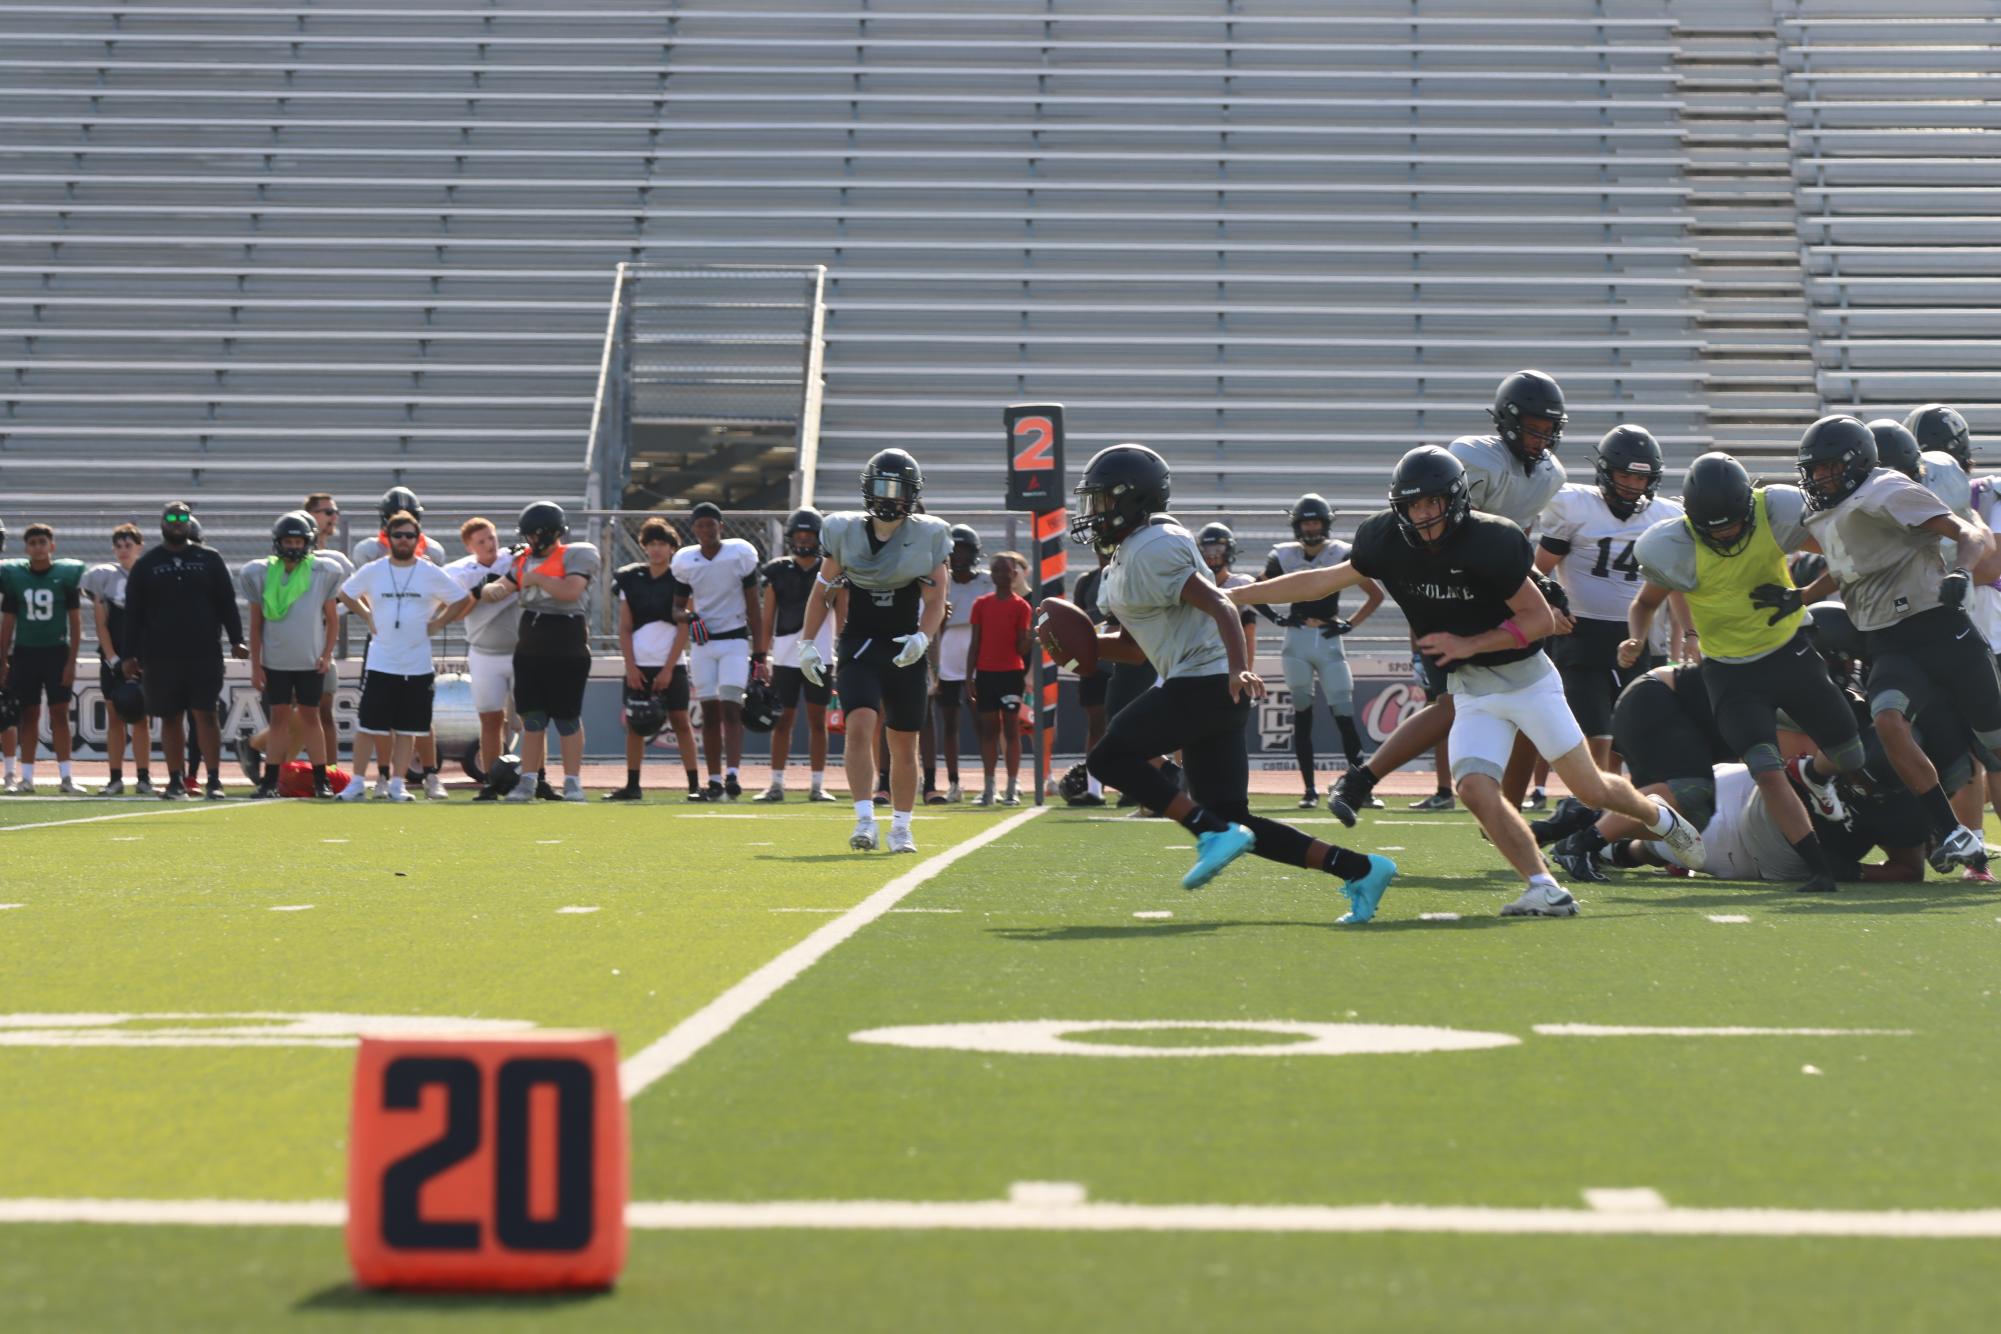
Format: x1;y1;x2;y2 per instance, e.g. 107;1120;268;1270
1228;560;1363;607
1416;577;1556;666
800;554;842;641
1920;512;1990;575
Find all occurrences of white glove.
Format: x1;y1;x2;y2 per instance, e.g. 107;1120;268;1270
797;640;825;688
892;630;929;668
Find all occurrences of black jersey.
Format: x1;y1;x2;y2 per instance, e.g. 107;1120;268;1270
762;556;821;638
613;562;686;631
1348;509;1537;672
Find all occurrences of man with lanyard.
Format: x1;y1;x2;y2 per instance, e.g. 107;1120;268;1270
1622;452;1871;894
1255;493;1384;810
1793;414;1997;873
929;524;990;804
1071;445;1397;917
605;517;696;803
350;486;447;798
122;502;247;801
441;516;520;793
338;510;472;802
242;511;343;800
670;501;765;802
84;523;151;795
0;523;86;795
1330;370;1571;821
483;500;599;803
755;507;841;803
797;448;951;853
1239;446;1703;917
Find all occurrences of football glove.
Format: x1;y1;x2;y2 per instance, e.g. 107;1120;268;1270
892;630;929;668
1319;618;1354;638
797;640;825;687
1748;582;1804;626
1532;572;1571;616
1940;567;1972;610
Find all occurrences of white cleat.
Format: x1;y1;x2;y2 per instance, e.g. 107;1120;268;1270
887;825;919;855
58;778;83;795
1500;882;1580;918
372;779;389;800
1653;800;1706;871
424;772;448;801
849;820;879;852
503;783;536;803
1787;755;1845;823
1929;824;1991;874
387;788;416;803
336;780;367;802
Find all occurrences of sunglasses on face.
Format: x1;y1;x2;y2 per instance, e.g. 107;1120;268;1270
389;530;420;541
314;507;339;517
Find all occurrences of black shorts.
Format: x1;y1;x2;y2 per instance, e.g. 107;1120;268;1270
262;667;325;710
1864;605;2001;736
932;676;965;707
8;644;72;706
1105;661;1157;722
975;668;1027;713
1613;674;1715;790
1094;674;1252;818
1411;647;1448;702
358;670;434;735
514;613;591;721
1700;631;1858;768
637;663;690;713
141;655;222;717
1078;669;1109;709
835;634;929;732
771;663;829;709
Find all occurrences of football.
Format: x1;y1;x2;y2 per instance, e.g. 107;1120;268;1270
1035;596;1098;675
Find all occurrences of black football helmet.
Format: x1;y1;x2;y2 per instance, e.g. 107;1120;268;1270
1682;452;1758;556
1389;446;1471;549
379;486;423;526
484;752;524;797
861;448;923;521
271;510;316;560
740;676;779;734
1289;493;1333;546
785;506;823;558
1489;370;1568;473
1804;600;1863;662
1196;522;1239;568
1058;761;1091;804
517;500;568;554
949;523;982;560
1904;403;1972;472
1072;444;1170;555
1797;415;1877;511
623;691;666;740
106;676;147;726
1866;418;1922;480
1595;425;1665;520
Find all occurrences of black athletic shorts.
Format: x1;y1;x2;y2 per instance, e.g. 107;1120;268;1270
262;667;324;710
1613;674;1715;790
975;668;1027;713
1864;605;2001;735
514;613;591;721
1078;669;1109;709
358;669;434;735
1700;631;1859;768
141;654;223;716
771;663;830;709
637;662;690;713
932;676;965;707
1094;675;1252;818
7;644;72;706
1411;647;1448;702
835;632;928;732
1105;660;1157;722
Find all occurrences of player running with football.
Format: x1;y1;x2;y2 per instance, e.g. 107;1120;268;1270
1068;444;1397;921
1235;446;1704;917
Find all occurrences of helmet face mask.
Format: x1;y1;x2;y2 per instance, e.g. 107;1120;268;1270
1682;452;1759;556
1796;415;1878;512
948;524;981;573
272;510;316;562
1489;370;1569;473
517;500;568;555
861;449;922;521
1595;426;1665;520
1389;446;1471;549
1197;522;1238;571
1289;493;1333;547
1070;444;1171;556
785;507;823;558
1905;403;1973;472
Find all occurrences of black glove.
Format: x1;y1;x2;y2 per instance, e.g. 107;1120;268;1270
1940;567;1972;610
1272;612;1306;629
1749;582;1803;626
1319;618;1354;638
1532;572;1570;616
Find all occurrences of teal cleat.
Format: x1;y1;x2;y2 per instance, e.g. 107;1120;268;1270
1337;854;1398;924
1182;823;1255;890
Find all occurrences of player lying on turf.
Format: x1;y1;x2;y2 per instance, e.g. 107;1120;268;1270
1231;446;1705;918
1061;443;1396;922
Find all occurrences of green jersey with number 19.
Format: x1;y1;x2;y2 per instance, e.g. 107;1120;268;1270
0;558;86;649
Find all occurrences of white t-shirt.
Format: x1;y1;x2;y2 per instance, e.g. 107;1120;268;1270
341;557;467;676
670;539;761;632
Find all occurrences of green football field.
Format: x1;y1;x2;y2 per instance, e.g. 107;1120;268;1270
3;792;2001;1331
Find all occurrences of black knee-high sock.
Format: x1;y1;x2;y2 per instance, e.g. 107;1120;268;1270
1790;831;1832;876
1335;714;1366;767
1918;784;1959;839
1292;710;1315;789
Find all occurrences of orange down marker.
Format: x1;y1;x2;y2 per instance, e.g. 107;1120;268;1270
346;1030;627;1291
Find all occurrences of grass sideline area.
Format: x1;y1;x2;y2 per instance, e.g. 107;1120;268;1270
2;796;2000;1329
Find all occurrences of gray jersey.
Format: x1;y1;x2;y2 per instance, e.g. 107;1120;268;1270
1100;517;1228;680
514;542;601;617
443;552;519;654
81;561;131;655
1921;452;1972;520
822;512;953;592
240;554;346;671
1450;434;1567;531
1802;468;1951;632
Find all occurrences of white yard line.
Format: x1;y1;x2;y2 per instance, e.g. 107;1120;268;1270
14;1195;2001;1238
1536;1025;1912;1038
619;805;1047;1100
1707;914;1751;924
0;801;282;835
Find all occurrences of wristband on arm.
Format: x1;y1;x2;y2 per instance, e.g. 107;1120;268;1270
1500;618;1529;649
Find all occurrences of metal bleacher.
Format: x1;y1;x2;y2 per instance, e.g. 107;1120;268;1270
0;0;1707;527
1782;0;2001;457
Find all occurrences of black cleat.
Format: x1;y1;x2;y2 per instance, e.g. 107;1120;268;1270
1795;873;1840;894
251;779;278;801
724;774;742;802
312;777;334;800
234;735;264;785
602;785;643;802
473;787;502;803
706;779;726;804
1530;796;1602;848
1550;831;1610;883
535;780;561;801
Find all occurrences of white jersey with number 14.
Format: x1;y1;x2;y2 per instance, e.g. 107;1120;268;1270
1537;483;1685;624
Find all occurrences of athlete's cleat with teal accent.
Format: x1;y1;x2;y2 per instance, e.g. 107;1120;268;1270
1337;854;1398;925
1182;823;1255;890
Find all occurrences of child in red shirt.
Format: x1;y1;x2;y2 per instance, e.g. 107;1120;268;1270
965;551;1034;806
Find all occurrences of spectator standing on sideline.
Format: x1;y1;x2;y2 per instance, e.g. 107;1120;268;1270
930;525;991;802
242;492;352;782
670;501;764;801
606;517;696;802
122;503;246;800
350;486;447;797
483;501;600;803
0;523;86;794
756;507;841;802
442;516;520;786
84;523;151;795
967;550;1035;806
242;512;343;799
